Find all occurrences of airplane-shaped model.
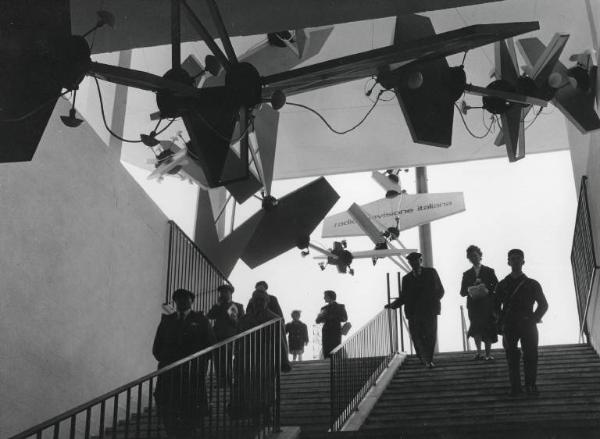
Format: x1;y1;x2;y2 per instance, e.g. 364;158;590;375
321;170;466;272
297;238;416;276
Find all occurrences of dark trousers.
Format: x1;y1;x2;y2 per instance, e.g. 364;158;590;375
408;315;437;363
502;320;539;390
155;359;209;438
213;344;233;387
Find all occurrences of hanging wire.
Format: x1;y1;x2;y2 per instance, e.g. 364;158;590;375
286;91;384;135
455;105;495;139
0;90;71;122
94;77;142;143
155;118;177;135
524;106;544;130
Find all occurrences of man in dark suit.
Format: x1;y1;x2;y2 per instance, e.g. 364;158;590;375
152;288;216;438
387;252;444;368
247;280;284;319
496;249;548;397
316;290;348;358
207;284;244;386
230;290;291;420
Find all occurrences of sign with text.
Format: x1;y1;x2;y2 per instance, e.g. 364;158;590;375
322;192;465;238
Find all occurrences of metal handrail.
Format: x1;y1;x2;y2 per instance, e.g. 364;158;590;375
460;305;471;352
10;318;283;439
165;220;232;313
399;310;413;355
571;176;600;341
329;308;398;432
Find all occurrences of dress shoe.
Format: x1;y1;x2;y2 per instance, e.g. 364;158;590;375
507;387;523;397
525;385;540;396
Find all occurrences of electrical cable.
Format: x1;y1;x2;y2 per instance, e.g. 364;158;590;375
454;105;495;139
524;106;544;130
0;90;71;122
155;118;177;135
286;91;384;135
94;77;142;143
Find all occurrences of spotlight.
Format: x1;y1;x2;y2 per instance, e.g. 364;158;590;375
60;108;83;128
82;10;116;38
270;90;287;110
141;131;160;147
386;173;399;184
460;100;472;115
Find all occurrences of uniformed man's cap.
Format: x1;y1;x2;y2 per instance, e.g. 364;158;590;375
172;288;195;300
217;284;235;293
406;252;422;261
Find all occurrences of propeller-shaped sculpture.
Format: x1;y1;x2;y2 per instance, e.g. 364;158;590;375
381;14;545;156
2;0;540;180
513;34;600;137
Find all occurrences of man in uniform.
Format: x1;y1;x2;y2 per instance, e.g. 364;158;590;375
496;249;548;397
152;288;216;438
207;284;244;386
387;252;444;368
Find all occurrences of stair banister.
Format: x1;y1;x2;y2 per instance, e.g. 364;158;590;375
9;318;283;439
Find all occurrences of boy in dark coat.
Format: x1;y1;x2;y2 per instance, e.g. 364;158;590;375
285;310;309;361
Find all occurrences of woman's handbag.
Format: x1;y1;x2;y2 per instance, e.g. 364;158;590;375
467;284;489;300
341;322;352;336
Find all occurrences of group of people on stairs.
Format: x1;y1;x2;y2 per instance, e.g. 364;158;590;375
150;278;353;437
386;246;548;398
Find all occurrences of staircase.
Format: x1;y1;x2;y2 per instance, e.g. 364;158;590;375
306;343;600;439
281;360;331;436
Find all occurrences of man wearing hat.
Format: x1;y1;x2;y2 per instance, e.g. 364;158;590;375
246;280;284;319
230;289;291;420
387;252;445;368
207;284;244;386
496;249;548;397
152;288;216;438
208;284;245;341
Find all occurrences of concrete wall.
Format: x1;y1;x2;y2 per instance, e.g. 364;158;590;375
0;99;169;437
568;123;600;355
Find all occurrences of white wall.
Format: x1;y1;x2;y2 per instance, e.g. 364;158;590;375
0;99;169;437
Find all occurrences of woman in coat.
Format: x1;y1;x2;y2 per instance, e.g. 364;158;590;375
460;245;498;360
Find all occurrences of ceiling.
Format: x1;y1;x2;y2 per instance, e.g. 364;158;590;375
70;0;597;182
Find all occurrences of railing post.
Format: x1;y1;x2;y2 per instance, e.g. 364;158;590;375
386;273;395;354
329;354;335;432
397;271;404;352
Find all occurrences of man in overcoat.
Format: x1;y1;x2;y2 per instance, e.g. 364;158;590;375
387;252;444;368
152;288;216;438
